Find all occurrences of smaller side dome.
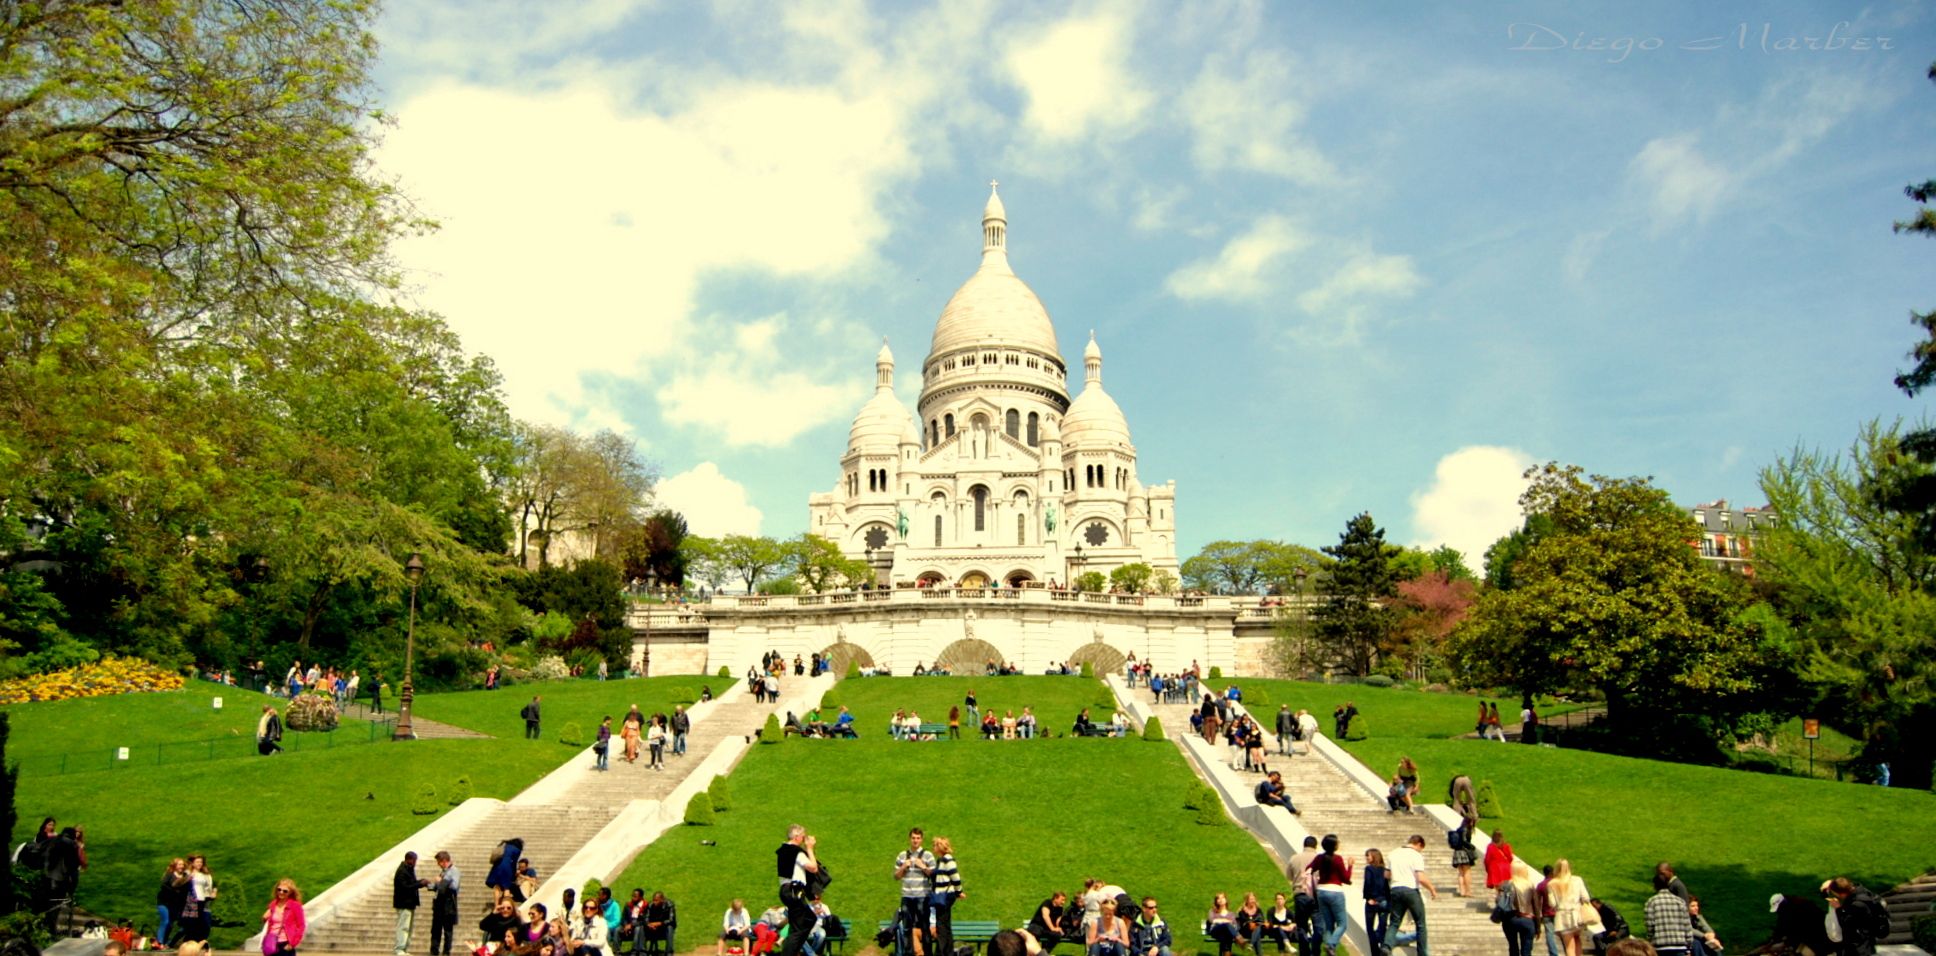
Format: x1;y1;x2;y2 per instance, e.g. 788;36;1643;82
1063;332;1130;448
849;338;912;449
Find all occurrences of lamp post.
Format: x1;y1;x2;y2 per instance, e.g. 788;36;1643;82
1071;543;1085;589
642;569;658;677
394;553;425;741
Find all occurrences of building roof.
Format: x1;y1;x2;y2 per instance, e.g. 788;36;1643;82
928;184;1061;359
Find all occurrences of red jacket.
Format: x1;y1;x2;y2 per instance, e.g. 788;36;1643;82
1484;842;1514;889
263;898;306;952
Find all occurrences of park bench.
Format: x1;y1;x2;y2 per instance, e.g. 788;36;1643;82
917;722;952;738
875;919;1003;954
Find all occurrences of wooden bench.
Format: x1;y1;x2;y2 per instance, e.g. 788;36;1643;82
874;918;1003;954
916;722;953;738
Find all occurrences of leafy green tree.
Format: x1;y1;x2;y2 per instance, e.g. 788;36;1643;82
1074;571;1107;593
1392;545;1477;583
1482;514;1556;590
716;535;789;594
1181;540;1327;595
1109;562;1154;594
789;534;872;592
621;510;689;588
681;536;734;593
1878;68;1936;553
1151;569;1179;595
514;560;630;668
1757;420;1936;787
1310;514;1400;676
1451;463;1790;751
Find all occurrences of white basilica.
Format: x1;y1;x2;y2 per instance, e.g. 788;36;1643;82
808;186;1180;589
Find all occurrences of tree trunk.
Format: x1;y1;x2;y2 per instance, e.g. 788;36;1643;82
299;582;331;650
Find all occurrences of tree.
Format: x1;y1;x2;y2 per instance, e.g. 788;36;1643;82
1389;572;1476;680
789;534;872;593
1109;563;1154;594
716;535;789;594
1074;571;1107;593
505;425;655;568
1391;545;1477;584
1181;540;1327;594
1757;420;1936;787
0;0;525;675
1878;65;1936;554
1310;513;1401;676
681;537;733;593
1450;464;1791;752
0;711;16;913
1482;514;1556;591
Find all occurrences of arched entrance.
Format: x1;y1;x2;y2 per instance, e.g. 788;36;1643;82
916;571;946;587
1004;569;1035;588
820;643;876;675
1067;641;1127;675
936;638;1005;675
958;570;990;588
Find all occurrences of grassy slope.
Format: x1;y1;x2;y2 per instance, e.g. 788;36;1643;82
615;679;1283;937
1342;738;1934;944
819;675;1118;731
410;675;714;739
1223;678;1584;739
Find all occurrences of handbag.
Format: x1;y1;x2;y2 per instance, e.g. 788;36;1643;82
1490;887;1515;925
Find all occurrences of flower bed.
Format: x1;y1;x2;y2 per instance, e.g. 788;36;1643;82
0;656;184;703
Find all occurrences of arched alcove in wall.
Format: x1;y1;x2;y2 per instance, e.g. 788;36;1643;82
820;642;876;675
935;638;1006;674
1067;641;1127;675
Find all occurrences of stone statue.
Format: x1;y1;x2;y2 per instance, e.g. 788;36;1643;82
836;624;847;644
897;507;909;539
1045;503;1057;533
964;609;976;640
1092;622;1105;644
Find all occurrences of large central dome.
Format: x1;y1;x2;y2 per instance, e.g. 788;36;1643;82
927;184;1061;359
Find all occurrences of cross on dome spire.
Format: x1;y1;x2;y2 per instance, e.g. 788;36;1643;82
981;180;1009;270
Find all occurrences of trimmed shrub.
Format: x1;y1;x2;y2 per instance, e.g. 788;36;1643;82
1362;674;1396;688
717;665;731;678
1208;666;1223;680
1142;716;1165;740
531;655;571;681
208;877;249;927
670;691;695;706
1476;779;1506;819
684;791;717;826
1911;913;1936;952
447;775;473;806
284;692;341;732
559;722;586;747
1192;784;1227;826
708;775;731;811
1183;781;1218;810
761;713;784;743
412;784;441;816
844;660;861;680
1346;714;1368;740
582;878;605;906
1080;662;1094;679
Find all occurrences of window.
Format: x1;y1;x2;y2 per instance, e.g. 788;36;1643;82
973;485;988;531
984;352;997;364
1005;409;1019;439
945;414;955;438
930;420;939;447
963;354;975;366
1027;412;1038;446
934;515;943;547
1017;513;1027;545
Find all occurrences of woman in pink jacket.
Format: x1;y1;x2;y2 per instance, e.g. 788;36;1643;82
262;878;307;956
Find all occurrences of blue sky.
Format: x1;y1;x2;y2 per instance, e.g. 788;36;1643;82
368;1;1936;568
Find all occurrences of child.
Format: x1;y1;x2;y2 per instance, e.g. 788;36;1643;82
1386;775;1409;813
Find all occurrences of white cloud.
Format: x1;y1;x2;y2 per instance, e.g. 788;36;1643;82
378;0;654;79
1181;52;1335;183
655;313;869;448
1409;446;1536;572
1004;10;1151;141
1628;133;1732;231
377;66;919;427
657;462;764;537
1163;215;1309;301
1296;252;1423;315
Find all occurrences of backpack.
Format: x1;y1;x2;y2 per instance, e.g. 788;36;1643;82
1489;886;1515;925
1447;828;1465;851
14;840;45;872
806;861;832;898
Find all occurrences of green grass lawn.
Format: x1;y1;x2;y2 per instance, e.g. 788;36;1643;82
1341;737;1935;945
1220;678;1583;740
410;675;715;739
614;703;1283;946
819;676;1119;733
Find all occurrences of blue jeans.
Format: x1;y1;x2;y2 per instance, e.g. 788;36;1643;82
1364;904;1389;954
157;905;173;945
1543;919;1560;956
1387;887;1427;956
1504;916;1536;956
674;731;687;755
595;746;609;770
1316;891;1348;949
1088;942;1125;956
898;897;926;955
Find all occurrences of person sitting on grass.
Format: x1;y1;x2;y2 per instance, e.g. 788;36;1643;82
1254;772;1300;816
1088;899;1131;956
1204;894;1240;956
1028;893;1070;952
982;710;1001;739
1131;898;1172;956
640;892;675;956
1073;709;1098;737
718;900;752;956
1261;894;1295;954
833;708;856;738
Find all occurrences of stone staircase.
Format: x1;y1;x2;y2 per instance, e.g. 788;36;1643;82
1882;870;1936;945
1131;686;1510;955
300;689;786;952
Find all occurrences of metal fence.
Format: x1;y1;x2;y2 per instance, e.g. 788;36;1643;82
11;716;399;777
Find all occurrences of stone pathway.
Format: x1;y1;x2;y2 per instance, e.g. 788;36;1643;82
1123;681;1511;956
340;700;491;740
300;687;788;952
